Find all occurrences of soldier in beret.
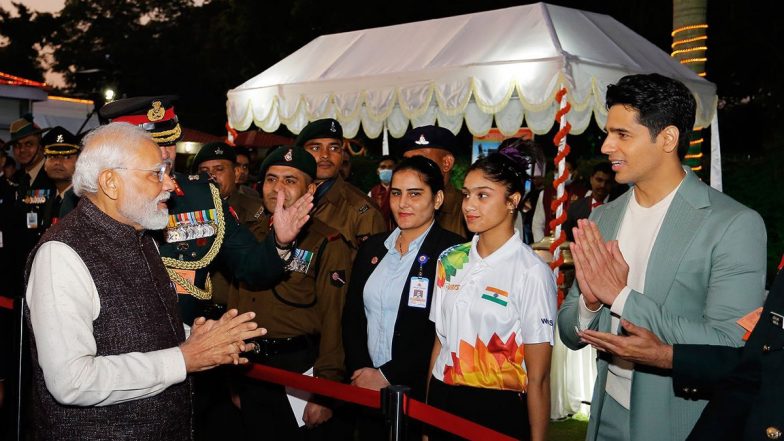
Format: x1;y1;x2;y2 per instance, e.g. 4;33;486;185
94;95;312;325
401;125;468;239
230;145;353;439
40;126;81;231
2;114;56;297
192;141;263;312
297;118;385;250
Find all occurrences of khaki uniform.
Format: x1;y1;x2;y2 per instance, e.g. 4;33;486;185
210;191;263;307
314;176;386;250
438;181;468;239
229;212;352;381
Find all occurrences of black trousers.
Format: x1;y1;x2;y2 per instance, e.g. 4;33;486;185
235;337;351;441
427;378;530;441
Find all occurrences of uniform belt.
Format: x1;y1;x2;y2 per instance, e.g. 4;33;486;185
247;335;316;359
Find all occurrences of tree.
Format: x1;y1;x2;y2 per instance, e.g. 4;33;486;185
0;2;53;81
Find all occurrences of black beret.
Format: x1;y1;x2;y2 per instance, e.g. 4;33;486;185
260;146;317;180
192;142;237;171
42;126;80;156
401;125;457;155
99;95;182;146
295;118;343;146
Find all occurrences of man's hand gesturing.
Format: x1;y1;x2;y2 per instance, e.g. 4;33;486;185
180;309;266;373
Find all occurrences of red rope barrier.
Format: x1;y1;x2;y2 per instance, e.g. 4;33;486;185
244;362;380;409
407;395;518;441
244;363;519;440
0;296;14;311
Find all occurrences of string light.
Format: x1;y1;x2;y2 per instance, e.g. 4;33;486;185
671;24;708;37
0;71;47;87
48;96;94;105
679;57;708;65
685;153;704;160
689;138;704;145
672;35;708;49
671;46;708;57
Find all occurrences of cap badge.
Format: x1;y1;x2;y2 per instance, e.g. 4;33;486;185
56;134;64;143
415;134;429;145
215;147;223;155
147;100;165;122
284;149;293;162
330;121;337;133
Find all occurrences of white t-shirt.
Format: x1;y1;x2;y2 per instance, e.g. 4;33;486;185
429;231;557;391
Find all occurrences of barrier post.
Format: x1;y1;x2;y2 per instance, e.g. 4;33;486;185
382;385;410;441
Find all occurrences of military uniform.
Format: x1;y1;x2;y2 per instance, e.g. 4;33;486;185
208;180;264;308
439;182;468;239
96;96;290;324
400;125;468;240
296;118;386;250
313;175;386;250
3;115;55;297
39;126;81;231
231;145;353;440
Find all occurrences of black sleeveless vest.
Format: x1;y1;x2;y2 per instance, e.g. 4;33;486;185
24;198;192;440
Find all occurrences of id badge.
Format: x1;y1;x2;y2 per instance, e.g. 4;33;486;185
26;212;38;229
408;276;429;308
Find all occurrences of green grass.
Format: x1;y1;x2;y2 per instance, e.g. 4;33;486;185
549;414;589;441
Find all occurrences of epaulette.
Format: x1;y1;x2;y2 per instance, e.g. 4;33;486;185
173;171;210;185
310;218;348;243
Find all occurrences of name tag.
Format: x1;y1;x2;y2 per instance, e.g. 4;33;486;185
408;277;429;308
26;212;38;229
771;311;784;329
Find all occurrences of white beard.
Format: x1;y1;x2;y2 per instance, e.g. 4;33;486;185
119;190;171;230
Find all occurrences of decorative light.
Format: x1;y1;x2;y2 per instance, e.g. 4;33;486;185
679;57;708;64
672;35;708;49
689;138;704;145
48;96;94;105
685;153;704;160
671;46;708;57
671;24;708;37
104;88;116;102
0;71;47;87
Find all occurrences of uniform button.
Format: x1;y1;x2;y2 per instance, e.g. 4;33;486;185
763;345;771;353
191;251;197;258
767;427;782;439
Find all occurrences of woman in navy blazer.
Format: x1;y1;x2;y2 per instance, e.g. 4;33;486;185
343;156;465;439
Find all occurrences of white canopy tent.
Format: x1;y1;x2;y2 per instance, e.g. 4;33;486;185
227;2;721;187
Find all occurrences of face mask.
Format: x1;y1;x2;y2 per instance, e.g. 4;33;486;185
378;168;393;184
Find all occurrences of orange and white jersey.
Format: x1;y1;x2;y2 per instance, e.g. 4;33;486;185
429;232;556;391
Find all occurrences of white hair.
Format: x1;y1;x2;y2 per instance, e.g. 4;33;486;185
73;123;155;197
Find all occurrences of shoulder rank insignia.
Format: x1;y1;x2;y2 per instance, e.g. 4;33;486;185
358;204;369;214
188;174;199;181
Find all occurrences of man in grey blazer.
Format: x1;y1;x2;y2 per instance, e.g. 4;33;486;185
557;73;767;441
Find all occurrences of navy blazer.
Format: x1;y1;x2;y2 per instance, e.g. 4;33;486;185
342;224;465;399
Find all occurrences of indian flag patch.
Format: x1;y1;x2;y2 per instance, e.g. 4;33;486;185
481;286;509;307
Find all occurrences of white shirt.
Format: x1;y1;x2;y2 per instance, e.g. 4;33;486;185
26;241;187;406
430;231;556;391
578;180;682;409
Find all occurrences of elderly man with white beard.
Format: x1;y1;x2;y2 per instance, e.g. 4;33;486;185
23;123;266;440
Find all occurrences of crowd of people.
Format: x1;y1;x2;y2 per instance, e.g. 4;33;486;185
0;72;780;441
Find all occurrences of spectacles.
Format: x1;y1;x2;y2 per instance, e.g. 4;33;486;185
114;162;172;182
